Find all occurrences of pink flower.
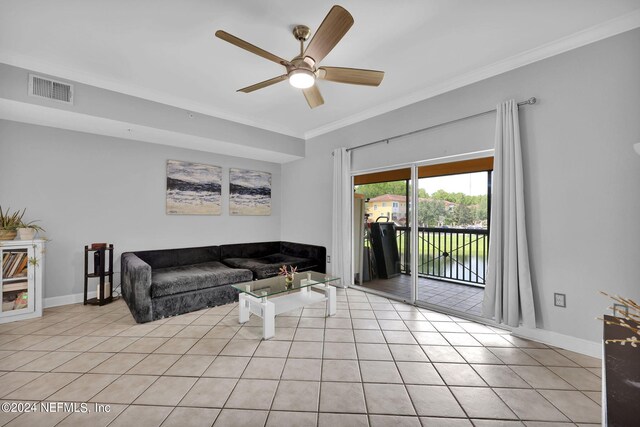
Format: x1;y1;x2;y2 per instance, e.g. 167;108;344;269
278;265;298;277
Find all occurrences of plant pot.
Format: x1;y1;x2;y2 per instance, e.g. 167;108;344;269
285;276;294;289
0;229;17;240
16;228;36;240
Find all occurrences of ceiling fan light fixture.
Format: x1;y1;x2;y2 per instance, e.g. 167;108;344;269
288;69;315;89
216;6;383;108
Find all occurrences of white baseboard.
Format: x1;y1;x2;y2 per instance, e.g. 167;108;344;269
514;326;602;359
44;291;97;308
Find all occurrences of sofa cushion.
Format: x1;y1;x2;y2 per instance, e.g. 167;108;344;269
151;261;252;298
135;249;178;269
222;253;317;280
220;242;281;259
151;284;239;322
177;246;220;266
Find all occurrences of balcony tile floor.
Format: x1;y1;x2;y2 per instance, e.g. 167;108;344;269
0;288;601;426
361;275;484;316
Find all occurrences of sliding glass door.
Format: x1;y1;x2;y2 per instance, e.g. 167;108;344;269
414;169;491;316
352;157;492;317
352;168;412;302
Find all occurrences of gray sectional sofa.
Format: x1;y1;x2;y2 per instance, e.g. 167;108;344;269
121;241;326;323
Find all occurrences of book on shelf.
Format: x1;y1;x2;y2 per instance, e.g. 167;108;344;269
9;253;25;277
5;252;27;278
2;253;12;277
3;253;27;278
5;253;18;277
2;253;17;277
3;281;28;292
14;256;28;277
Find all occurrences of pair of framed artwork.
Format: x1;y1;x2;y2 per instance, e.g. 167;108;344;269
166;160;271;216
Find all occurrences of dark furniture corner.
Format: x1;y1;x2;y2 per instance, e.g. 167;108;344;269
221;241;326;279
604;314;640;426
84;244;114;306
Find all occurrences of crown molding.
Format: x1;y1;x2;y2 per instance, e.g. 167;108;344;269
0;50;304;139
304;9;640;140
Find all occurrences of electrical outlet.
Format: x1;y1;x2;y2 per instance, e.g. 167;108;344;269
327;255;331;263
554;293;566;308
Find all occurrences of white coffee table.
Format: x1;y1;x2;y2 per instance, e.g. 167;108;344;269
232;271;339;340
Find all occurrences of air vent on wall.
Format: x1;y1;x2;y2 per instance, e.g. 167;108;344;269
28;74;74;104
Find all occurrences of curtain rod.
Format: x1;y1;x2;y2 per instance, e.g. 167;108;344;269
345;97;537;153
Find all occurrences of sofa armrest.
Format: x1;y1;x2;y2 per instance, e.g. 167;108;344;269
280;241;327;273
121;252;153;323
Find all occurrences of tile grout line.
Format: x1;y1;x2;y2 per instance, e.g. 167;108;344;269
265;306;304;426
386;294;427;421
348;290;372;426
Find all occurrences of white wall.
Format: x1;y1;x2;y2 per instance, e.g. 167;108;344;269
0;120;281;300
281;29;640;345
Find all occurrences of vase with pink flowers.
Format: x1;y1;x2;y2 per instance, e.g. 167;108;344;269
279;265;297;287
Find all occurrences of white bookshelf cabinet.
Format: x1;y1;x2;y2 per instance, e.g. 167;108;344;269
0;239;45;323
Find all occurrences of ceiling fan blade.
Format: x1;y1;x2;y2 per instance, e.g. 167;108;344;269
237;75;288;93
303;5;354;64
302;85;324;109
318;66;384;86
215;30;289;66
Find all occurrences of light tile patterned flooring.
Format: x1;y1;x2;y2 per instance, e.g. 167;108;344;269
0;288;602;426
362;276;484;316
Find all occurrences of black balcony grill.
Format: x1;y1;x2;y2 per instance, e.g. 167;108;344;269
396;226;488;287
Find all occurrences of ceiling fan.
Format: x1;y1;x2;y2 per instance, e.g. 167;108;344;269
215;5;384;109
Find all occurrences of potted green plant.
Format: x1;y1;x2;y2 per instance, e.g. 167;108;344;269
0;206;24;240
0;207;45;240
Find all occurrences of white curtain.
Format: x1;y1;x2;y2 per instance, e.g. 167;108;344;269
331;147;352;287
482;100;536;328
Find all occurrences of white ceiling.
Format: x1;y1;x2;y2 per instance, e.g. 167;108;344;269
1;0;639;139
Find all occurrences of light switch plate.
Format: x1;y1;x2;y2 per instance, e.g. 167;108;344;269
554;293;566;308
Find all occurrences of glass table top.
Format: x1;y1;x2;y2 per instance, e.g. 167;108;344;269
231;271;340;299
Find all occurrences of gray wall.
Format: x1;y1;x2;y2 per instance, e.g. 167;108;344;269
0;63;304;158
281;29;640;344
0;120;281;300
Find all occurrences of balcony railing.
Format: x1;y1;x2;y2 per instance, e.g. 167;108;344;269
396;226;488;286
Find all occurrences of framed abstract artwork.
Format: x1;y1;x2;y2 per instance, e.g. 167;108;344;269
229;168;271;216
166;160;222;215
